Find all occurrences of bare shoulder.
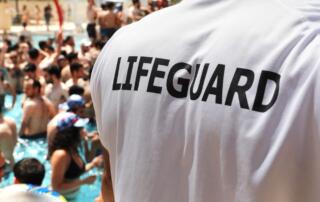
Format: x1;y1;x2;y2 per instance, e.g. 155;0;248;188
23;99;37;109
3;117;15;125
3;117;16;129
51;149;70;161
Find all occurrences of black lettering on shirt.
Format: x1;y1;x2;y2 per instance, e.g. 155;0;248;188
252;71;280;112
122;56;137;90
111;56;281;113
112;57;122;90
225;68;254;109
202;64;225;103
190;64;209;100
134;56;153;91
147;58;169;94
167;62;192;98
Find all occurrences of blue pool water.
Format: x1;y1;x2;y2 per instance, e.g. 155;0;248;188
2;32;87;52
0;95;102;202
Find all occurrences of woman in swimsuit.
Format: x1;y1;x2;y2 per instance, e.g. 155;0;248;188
48;114;102;199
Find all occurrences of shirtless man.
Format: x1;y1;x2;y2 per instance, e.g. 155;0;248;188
21;5;30;30
127;0;145;23
86;0;98;40
65;63;87;89
19;79;56;139
0;112;17;169
7;51;24;94
98;2;120;40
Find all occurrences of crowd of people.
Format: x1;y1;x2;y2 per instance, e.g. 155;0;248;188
0;30;105;200
18;0;170;38
20;4;53;31
0;0;171;201
86;0;169;41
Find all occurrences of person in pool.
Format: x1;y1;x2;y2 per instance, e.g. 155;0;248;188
19;78;56;139
0;110;17;169
0;158;67;202
48;112;102;199
13;158;45;186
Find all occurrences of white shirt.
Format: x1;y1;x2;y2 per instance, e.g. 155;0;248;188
45;82;68;108
91;0;320;202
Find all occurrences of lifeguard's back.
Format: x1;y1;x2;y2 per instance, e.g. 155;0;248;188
91;0;320;201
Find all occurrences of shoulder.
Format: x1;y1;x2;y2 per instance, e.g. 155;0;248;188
51;149;70;161
3;117;16;128
278;0;320;27
23;99;36;109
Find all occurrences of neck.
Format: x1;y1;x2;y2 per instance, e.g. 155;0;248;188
72;76;78;84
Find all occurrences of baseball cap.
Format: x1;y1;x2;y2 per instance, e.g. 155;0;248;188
59;94;85;111
56;112;89;131
81;39;91;47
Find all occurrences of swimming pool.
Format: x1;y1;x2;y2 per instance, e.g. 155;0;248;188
0;95;102;202
1;32;88;52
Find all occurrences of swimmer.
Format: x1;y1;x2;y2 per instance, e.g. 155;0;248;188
44;65;68;110
0;111;17;169
0;115;16;181
65;63;87;89
48;113;102;199
98;2;120;40
20;79;56;139
13;158;45;186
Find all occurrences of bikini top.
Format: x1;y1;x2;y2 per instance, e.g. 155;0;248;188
64;154;85;180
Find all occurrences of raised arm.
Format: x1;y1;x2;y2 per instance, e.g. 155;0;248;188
19;103;32;136
0;43;8;67
52;31;64;63
4;81;16;109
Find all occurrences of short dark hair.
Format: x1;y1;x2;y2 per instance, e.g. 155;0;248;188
38;41;48;51
69;85;84;96
70;62;83;74
13;158;45;186
94;40;106;50
28;48;39;60
48;46;55;52
66;52;78;63
132;0;140;4
24;63;37;73
31;79;41;92
102;2;114;9
19;35;27;43
48;126;82;159
64;36;73;44
48;65;61;79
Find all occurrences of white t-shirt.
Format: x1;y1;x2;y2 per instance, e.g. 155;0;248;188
91;0;320;202
45;82;68;108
